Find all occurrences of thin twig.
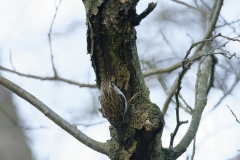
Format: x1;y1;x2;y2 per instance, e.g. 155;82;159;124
142;61;192;114
144;0;224;79
226;105;240;124
169;57;191;148
0;76;109;154
160;30;180;58
48;0;62;76
0;1;97;89
168;32;239;150
200;0;211;11
179;93;193;113
174;54;212;155
211;78;238;110
192;0;199;8
162;33;239;114
75;121;107;127
0;120;107;130
184;33;220;59
169;87;188;148
133;2;157;26
216;18;240;28
143;0;223;79
162;77;179;114
191;136;196;160
195;0;223;52
219;16;240;37
172;0;206;17
143;63;182;77
0;65;96;88
186;34;195;44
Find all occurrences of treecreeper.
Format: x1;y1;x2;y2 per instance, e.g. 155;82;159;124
99;80;128;145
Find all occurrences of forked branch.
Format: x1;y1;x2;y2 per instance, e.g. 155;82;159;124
164;35;239;158
162;33;239;114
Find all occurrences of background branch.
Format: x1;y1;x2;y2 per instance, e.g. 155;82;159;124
211;78;239;111
172;0;206;17
146;0;223;80
191;136;196;160
161;31;238;114
227;105;240;124
173;55;212;158
0;76;108;155
48;0;62;76
0;65;96;88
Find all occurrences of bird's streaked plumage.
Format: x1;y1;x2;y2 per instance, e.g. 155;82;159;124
99;80;127;128
99;80;127;144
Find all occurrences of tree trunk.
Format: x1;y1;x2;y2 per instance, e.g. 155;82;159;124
83;0;165;159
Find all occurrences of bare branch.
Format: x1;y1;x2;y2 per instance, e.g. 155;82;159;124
169;31;239;157
143;63;181;77
191;136;196;160
48;0;62;76
169;88;188;148
144;0;224;78
184;34;221;59
211;78;239;110
17;33;239;90
174;55;212;156
192;0;199;8
162;77;178;114
183;33;240;60
227;105;240;124
1;1;99;89
219;16;240;37
169;47;199;148
74;121;107;127
0;120;107;130
142;61;192;114
142;60;188;109
194;0;223;54
186;34;195;44
0;76;109;154
172;0;206;17
133;2;157;26
162;33;239;114
160;30;179;58
216;18;240;28
179;93;193;113
199;0;211;11
0;65;96;88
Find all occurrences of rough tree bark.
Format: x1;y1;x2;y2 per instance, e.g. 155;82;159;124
83;0;165;159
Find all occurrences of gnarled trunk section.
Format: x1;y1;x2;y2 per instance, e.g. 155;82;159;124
83;0;164;159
